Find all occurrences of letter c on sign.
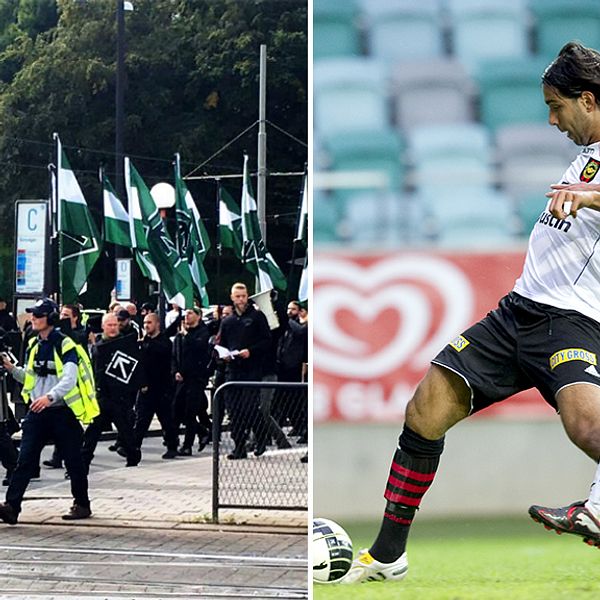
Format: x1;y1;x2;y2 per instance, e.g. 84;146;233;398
27;208;37;231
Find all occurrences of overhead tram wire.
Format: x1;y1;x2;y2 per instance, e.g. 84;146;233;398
184;119;307;179
265;120;308;148
184;121;259;179
2;135;199;170
2;118;306;181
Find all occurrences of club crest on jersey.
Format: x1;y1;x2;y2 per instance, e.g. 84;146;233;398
580;158;600;182
549;348;597;370
449;335;470;352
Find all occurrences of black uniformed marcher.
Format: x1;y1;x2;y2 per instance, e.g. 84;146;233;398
82;313;141;469
134;312;178;458
172;308;211;455
218;283;271;459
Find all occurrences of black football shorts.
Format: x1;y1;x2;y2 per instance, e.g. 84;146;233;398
433;292;600;413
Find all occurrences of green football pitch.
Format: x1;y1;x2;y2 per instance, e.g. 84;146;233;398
313;516;600;599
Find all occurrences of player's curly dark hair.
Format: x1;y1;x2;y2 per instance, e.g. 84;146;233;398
542;41;600;104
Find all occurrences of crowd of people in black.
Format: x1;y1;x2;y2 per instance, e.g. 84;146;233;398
0;283;308;490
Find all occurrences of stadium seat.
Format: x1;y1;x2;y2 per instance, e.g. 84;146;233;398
416;187;519;248
339;191;409;245
313;190;342;244
324;128;405;192
530;0;600;60
447;0;531;72
391;59;476;130
314;0;361;59
476;57;549;132
313;133;330;171
314;58;390;137
407;123;493;190
496;123;578;195
360;0;445;64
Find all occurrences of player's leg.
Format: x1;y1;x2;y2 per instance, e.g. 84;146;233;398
556;383;600;461
342;364;471;583
529;382;600;545
343;295;521;582
518;299;600;545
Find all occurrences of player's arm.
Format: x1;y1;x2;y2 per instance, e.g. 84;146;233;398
545;183;600;219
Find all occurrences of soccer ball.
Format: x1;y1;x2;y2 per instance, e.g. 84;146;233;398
312;517;353;584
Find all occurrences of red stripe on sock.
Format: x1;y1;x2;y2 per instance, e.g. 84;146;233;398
384;489;421;506
384;512;412;525
391;461;436;482
388;474;431;494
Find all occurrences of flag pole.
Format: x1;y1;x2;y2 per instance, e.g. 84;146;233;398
257;44;267;243
216;179;222;309
46;160;57;299
53;132;62;304
287;246;298;304
290;165;308;301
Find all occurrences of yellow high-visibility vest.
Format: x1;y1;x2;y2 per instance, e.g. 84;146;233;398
22;335;100;424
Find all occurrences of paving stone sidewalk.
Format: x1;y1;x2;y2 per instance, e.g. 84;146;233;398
15;437;308;533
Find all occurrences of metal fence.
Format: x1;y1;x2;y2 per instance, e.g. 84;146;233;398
211;381;308;523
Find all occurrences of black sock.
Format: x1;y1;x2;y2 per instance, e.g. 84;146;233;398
369;425;444;563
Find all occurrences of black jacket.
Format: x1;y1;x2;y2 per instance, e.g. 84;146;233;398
172;322;210;383
141;332;172;392
277;318;308;372
218;303;271;379
92;333;141;399
0;309;18;332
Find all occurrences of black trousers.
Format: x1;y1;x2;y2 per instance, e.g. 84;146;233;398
173;380;211;449
226;381;270;452
275;366;306;435
134;387;178;451
82;395;140;467
0;422;18;476
7;407;89;513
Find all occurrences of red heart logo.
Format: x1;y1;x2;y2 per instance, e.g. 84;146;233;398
314;254;474;378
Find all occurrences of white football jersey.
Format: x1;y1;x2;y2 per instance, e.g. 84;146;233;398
514;142;600;323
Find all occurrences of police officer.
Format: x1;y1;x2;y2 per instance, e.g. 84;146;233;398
0;298;93;524
43;303;89;470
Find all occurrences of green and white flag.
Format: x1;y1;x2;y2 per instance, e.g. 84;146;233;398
125;158;193;308
296;173;308;246
240;154;287;293
102;174;130;247
103;173;159;282
218;184;243;259
122;167;160;283
55;133;101;303
298;249;308;303
175;155;210;307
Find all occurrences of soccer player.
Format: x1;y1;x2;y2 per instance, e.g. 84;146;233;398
343;41;600;584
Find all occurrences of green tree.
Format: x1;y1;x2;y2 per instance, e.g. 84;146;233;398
17;0;57;37
0;0;307;304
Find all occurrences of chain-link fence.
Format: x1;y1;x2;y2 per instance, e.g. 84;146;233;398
212;381;308;523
